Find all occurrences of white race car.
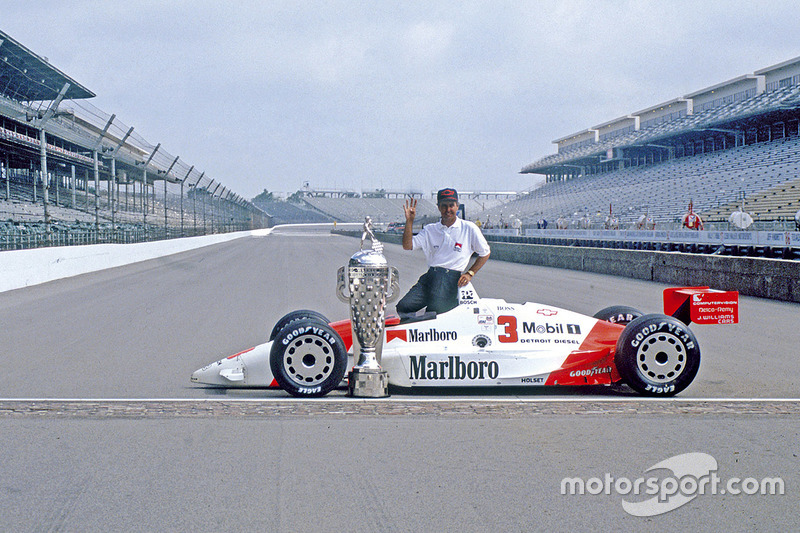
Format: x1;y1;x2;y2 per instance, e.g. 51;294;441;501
191;284;737;397
191;285;738;397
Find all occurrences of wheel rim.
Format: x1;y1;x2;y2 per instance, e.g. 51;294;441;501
282;334;336;386
635;332;686;383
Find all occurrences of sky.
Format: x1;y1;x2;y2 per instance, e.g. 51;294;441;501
2;1;799;199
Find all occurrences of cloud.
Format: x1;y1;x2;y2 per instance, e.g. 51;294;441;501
2;0;799;197
403;21;455;66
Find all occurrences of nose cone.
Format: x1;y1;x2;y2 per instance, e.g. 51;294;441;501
190;343;276;388
191;357;245;386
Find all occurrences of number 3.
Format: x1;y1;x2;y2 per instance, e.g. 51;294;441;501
497;315;518;343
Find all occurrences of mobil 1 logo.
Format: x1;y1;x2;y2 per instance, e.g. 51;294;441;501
523;322;582;335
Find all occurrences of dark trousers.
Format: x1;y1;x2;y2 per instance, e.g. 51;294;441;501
396;266;460;315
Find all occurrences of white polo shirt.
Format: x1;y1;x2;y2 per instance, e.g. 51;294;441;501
412;218;490;271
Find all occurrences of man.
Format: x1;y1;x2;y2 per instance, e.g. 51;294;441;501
397;188;491;316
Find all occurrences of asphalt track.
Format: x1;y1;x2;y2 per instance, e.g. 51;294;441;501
1;225;798;531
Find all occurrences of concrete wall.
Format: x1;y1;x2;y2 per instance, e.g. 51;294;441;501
487;241;800;303
342;231;800;303
0;229;273;293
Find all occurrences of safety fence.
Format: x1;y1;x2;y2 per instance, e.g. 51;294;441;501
482;228;800;259
0;223;252;252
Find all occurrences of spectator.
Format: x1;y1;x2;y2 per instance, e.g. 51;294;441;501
636;213;655;230
512;216;522;236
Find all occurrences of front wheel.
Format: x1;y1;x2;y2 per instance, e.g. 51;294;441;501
615;314;700;396
270;319;347;397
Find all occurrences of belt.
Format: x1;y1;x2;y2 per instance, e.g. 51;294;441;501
429;266;461;274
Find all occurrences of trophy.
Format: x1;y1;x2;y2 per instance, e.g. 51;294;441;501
337;217;399;397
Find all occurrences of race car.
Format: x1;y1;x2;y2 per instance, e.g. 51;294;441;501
191;284;738;397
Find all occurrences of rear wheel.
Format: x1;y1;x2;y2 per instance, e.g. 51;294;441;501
593;305;643;325
269;319;347;397
615;314;700;396
269;309;330;341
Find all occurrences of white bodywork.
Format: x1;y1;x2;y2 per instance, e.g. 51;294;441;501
191;284;612;389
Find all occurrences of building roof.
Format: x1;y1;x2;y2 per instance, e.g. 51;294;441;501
632;97;687;117
683;74;755;99
0;29;95;101
754;55;800;75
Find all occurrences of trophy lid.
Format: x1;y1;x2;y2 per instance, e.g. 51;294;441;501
349;248;387;266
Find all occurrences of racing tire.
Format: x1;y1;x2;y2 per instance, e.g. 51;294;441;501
615;314;700;396
593;305;643;325
269;309;330;341
270;319;347;397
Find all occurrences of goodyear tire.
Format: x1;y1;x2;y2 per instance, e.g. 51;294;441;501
269;309;330;341
593;305;643;325
615;314;700;396
270;319;347;397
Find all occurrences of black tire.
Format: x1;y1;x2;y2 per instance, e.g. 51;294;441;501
615;314;701;396
593;305;644;325
269;309;330;341
270;319;347;397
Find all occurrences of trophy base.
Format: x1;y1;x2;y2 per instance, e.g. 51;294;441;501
348;369;389;398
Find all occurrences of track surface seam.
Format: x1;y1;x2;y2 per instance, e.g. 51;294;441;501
1;399;799;418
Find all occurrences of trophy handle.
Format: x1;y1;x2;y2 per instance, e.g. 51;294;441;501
336;266;351;302
385;267;400;303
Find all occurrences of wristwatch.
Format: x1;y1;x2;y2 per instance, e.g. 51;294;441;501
467;270;475;277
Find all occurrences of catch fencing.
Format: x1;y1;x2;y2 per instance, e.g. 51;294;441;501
0;223;252;252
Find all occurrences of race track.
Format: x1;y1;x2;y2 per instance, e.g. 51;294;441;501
1;225;798;399
1;226;797;531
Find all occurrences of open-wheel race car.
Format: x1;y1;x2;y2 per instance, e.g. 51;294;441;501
191;284;738;397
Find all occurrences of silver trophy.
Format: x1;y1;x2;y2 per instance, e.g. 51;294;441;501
337;217;399;397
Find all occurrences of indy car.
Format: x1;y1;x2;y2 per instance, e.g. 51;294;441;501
191;283;738;397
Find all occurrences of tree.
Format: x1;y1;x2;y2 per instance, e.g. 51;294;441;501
287;190;306;203
253;189;275;202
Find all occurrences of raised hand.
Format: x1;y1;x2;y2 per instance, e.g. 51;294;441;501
403;198;417;222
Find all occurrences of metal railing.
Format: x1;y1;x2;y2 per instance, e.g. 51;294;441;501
0;222;252;252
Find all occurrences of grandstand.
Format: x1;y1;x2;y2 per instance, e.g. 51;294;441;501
484;132;800;228
252;199;334;225
278;190;517;224
0;28;267;250
506;55;800;229
302;196;438;224
705;176;800;221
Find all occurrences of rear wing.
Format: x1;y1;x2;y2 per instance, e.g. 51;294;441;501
664;287;739;325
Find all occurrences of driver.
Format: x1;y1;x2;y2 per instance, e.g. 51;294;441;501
397;188;490;316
